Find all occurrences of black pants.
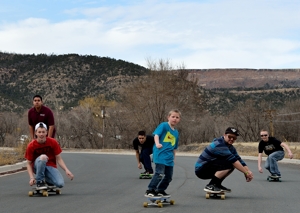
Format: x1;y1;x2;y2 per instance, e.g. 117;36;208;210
195;159;234;180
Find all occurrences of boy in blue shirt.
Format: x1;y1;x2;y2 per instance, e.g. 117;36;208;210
145;109;181;197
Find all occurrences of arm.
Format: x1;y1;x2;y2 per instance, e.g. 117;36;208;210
232;160;254;182
29;125;34;140
281;142;293;159
258;153;263;173
56;154;74;180
135;150;142;169
48;125;55;138
154;135;162;149
26;160;36;186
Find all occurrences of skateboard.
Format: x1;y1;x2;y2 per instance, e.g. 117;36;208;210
267;176;281;182
28;185;61;197
139;173;153;179
205;190;226;200
143;195;175;208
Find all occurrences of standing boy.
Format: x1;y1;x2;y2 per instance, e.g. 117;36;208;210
145;109;181;197
195;127;254;193
258;129;293;178
28;95;56;140
25;122;74;189
133;131;155;174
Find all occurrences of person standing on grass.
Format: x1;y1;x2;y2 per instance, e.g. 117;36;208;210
258;129;293;178
145;109;181;197
133;131;155;175
28;95;56;140
25;122;73;189
195;127;254;193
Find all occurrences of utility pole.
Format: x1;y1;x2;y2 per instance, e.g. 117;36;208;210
101;106;106;149
264;109;276;136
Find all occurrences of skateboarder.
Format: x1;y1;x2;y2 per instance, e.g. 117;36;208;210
145;109;181;197
25;122;74;190
28;95;56;140
258;129;293;178
195;127;254;193
133;131;155;175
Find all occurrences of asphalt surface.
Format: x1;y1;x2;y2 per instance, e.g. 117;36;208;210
0;152;299;213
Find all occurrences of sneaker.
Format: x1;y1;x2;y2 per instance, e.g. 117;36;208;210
46;181;56;189
157;191;170;197
219;185;231;193
145;189;157;197
270;174;279;179
36;180;47;190
204;184;221;193
141;171;150;175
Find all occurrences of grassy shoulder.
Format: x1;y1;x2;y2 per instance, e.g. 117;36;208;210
1;141;299;166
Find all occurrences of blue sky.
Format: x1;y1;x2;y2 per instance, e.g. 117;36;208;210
0;0;300;69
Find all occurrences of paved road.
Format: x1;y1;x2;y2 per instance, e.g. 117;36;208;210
0;153;299;213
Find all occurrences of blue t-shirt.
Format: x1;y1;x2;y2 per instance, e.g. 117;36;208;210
152;122;179;166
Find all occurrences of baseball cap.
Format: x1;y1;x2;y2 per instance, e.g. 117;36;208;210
35;122;47;131
225;127;239;136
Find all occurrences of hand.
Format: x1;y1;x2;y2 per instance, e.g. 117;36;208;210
138;163;142;169
288;152;293;159
156;143;162;149
29;178;36;186
258;167;263;173
66;170;74;180
245;171;253;182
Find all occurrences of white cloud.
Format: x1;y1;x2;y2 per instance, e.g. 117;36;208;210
0;0;300;68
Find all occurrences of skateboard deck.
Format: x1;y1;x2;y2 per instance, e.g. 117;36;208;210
204;190;226;200
139;174;153;179
28;185;61;197
143;195;174;208
267;176;281;182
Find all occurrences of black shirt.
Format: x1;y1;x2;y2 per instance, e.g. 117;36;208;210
133;135;155;151
258;137;283;156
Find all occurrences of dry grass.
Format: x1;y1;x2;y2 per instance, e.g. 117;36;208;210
0;140;28;166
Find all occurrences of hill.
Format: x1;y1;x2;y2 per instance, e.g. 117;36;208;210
0;52;300;114
186;68;300;89
0;52;148;112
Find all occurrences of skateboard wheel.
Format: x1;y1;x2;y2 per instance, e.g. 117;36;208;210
157;203;163;208
205;193;210;199
170;200;175;205
221;195;225;200
42;191;48;197
155;200;161;204
56;189;61;195
143;202;148;207
28;191;34;197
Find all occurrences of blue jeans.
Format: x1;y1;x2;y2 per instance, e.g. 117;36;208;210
148;163;173;192
34;156;65;188
140;148;153;173
265;151;285;176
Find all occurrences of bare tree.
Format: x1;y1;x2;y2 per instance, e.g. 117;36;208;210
107;59;206;146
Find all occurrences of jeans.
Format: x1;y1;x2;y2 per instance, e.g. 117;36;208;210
34;156;65;188
265;151;285;176
140;148;153;173
148;163;173;192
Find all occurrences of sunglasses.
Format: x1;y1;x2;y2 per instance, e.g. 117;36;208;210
227;135;237;140
260;134;268;137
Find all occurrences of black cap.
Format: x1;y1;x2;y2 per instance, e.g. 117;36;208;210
225;127;239;136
